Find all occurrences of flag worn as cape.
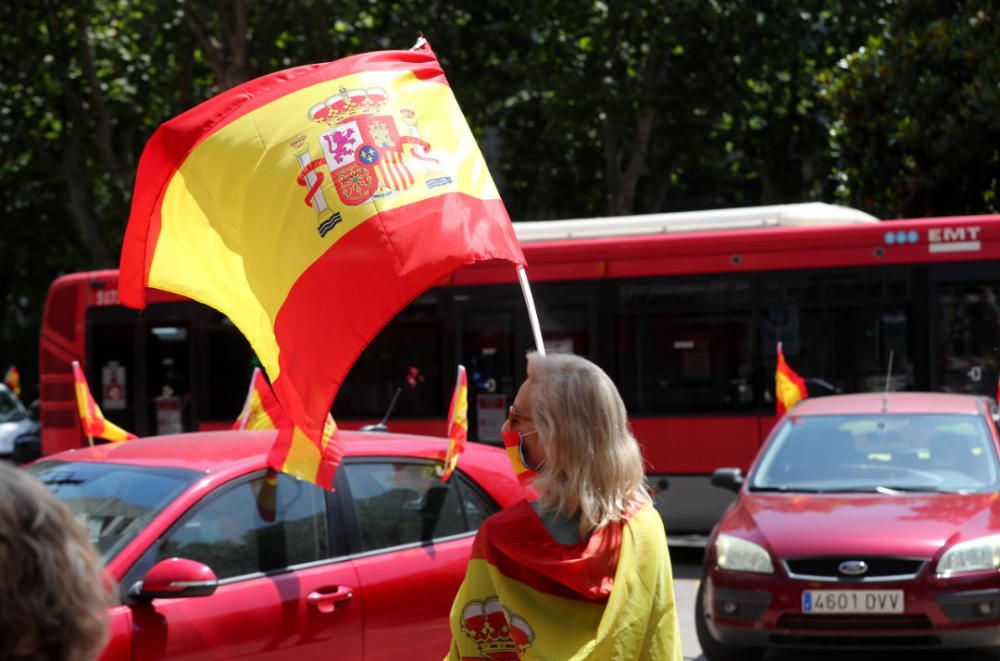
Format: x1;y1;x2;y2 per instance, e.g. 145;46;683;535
775;342;808;416
3;366;20;397
440;365;468;482
447;501;682;660
118;42;525;489
72;361;137;443
233;366;285;430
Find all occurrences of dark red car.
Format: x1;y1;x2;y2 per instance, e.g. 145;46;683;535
697;392;1000;659
27;429;525;660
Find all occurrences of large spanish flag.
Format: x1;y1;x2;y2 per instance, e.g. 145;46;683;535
440;365;468;482
776;342;808;416
447;501;682;660
72;361;137;443
118;42;525;487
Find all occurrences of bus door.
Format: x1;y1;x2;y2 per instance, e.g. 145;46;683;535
86;306;142;437
455;298;520;446
144;311;192;436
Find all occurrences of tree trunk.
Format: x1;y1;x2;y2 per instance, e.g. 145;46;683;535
60;142;114;267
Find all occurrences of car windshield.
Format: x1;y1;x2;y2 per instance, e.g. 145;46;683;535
749;413;1000;493
0;387;25;423
27;460;200;563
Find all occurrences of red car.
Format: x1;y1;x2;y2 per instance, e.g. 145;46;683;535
27;429;525;660
697;392;1000;659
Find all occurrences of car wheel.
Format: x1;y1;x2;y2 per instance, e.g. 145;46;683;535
12;434;41;465
695;580;762;661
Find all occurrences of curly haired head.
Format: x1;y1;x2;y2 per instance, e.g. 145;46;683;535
0;462;110;661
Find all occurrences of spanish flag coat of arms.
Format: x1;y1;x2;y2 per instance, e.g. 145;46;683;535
447;501;682;660
119;42;524;488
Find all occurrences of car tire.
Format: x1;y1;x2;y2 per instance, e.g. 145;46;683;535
12;434;41;465
695;580;763;661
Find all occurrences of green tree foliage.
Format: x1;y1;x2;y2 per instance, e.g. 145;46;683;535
3;0;1000;394
823;0;1000;218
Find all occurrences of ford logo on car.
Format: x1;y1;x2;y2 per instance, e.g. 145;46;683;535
839;560;869;576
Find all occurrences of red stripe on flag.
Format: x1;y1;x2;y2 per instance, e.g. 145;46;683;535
270;194;522;439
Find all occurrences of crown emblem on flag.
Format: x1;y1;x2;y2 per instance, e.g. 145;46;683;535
308;87;388;125
460;597;534;658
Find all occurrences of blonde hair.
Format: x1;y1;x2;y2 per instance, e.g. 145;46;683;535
0;463;111;661
526;352;650;536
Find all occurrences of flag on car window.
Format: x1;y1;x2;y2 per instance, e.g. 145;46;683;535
118;41;525;489
71;361;137;443
233;367;285;430
3;365;20;398
775;342;808;416
440;364;468;482
233;366;343;488
447;501;682;660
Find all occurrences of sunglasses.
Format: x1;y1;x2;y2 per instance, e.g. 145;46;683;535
508;405;533;426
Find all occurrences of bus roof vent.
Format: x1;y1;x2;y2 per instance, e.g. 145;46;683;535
512;202;880;243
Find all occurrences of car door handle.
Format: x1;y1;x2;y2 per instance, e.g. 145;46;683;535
306;586;354;614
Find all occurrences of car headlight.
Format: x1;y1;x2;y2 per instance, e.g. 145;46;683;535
937;534;1000;576
715;533;774;574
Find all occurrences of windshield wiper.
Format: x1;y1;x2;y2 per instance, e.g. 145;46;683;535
748;485;824;493
814;485;941;494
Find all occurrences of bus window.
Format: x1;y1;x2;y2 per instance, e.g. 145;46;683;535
935;283;1000;396
205;317;254;422
617;278;753;413
538;302;590;357
460;304;516;444
336;294;444;420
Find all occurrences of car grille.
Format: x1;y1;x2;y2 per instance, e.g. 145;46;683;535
783;556;926;581
769;633;940;648
776;613;933;631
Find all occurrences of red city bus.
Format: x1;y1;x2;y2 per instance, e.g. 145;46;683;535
38;202;1000;534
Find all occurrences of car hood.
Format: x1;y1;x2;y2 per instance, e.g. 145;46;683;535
725;492;1000;558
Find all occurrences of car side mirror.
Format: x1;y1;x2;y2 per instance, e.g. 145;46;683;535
711;467;744;493
129;558;218;601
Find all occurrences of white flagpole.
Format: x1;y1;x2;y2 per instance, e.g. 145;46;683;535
517;266;546;356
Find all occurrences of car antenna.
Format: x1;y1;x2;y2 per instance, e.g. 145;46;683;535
881;350;895;413
360;386;402;433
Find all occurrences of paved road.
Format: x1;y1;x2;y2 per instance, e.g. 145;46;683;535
669;546;1000;661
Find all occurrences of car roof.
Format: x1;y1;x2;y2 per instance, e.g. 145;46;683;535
39;429;500;476
792;392;986;416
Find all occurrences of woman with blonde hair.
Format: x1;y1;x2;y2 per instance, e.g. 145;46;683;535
447;352;682;660
0;463;111;661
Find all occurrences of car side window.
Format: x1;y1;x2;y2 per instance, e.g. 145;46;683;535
157;471;330;580
344;462;493;552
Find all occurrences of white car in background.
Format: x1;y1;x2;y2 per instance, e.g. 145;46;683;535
0;383;39;463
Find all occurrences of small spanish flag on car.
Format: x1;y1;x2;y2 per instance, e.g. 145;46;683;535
440;365;468;482
3;365;20;397
775;342;808;416
71;361;137;444
234;367;285;430
233;366;343;487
